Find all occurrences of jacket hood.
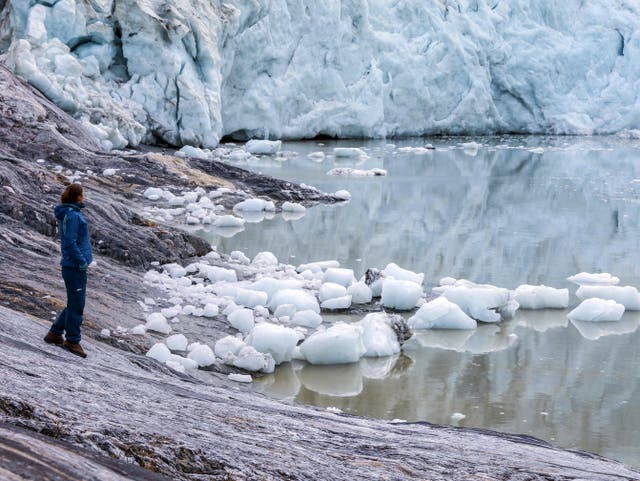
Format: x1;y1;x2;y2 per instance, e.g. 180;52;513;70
54;203;83;222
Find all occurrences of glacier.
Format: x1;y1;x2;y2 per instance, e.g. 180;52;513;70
1;0;640;149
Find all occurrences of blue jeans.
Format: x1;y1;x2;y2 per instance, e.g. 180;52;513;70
51;267;87;342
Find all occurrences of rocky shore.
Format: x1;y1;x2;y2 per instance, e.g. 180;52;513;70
1;65;639;480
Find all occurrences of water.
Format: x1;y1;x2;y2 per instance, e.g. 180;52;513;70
189;136;640;466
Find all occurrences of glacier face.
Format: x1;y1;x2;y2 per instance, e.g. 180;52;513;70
1;0;640;149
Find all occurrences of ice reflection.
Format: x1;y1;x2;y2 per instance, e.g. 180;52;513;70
570;315;640;340
404;323;518;355
515;309;569;332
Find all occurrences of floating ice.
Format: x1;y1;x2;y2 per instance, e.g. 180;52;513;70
567;272;620;286
321;295;352;310
347;281;373;304
233;199;270;212
513;285;569;310
326;167;387;177
382;263;424;285
145;313;172;334
269;289;320;314
333;190;351;200
228;373;253;383
408;297;477;330
166;334;188;351
451;413;466;422
308;151;325;160
323;268;355;287
246;323;299;364
228;308;255;333
576;285;640;310
357;313;401;357
213;215;245;228
245;139;282;155
333;147;367;158
439;282;511;323
568;298;625;322
381;279;423;310
299;323;366;365
282;202;306;213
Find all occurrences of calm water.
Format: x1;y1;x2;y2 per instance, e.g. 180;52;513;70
189;136;640;466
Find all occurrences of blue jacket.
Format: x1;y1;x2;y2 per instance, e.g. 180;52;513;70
54;203;93;269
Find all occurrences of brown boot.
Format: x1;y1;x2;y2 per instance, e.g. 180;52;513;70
63;340;87;358
44;330;64;346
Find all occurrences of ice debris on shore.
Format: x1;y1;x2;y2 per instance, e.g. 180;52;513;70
327;167;387;177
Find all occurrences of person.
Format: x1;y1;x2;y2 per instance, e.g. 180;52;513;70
44;184;93;358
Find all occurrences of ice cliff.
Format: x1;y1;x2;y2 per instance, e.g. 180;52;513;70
1;0;639;150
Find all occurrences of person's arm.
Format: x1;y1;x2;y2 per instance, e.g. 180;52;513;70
61;214;88;268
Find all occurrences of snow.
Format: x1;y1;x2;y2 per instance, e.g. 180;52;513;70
320;295;352;310
382;263;424;285
245;323;299;364
576;285;640;310
166;334;189;351
319;283;348;302
567;272;620;286
187;344;216;367
323;268;355;287
269;289;320;314
408;297;477;330
513;285;569;310
145;313;172;334
357;313;401;357
291;310;323;328
228;308;255;333
381;279;423;310
146;343;172;363
347;282;373;304
568;298;625;322
245;140;282;155
299;323;366;365
228;373;253;383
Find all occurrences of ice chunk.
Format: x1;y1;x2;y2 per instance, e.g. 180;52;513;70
269;289;320;314
568;298;625;322
160;305;182;319
576;285;640;310
323;268;355;287
282;201;306;213
245;139;282;155
230;251;250;265
131;324;146;335
100;328;110;337
233;346;275;373
168;354;198;370
321;295;352;310
408;297;477;330
177;145;212;160
333;190;351;200
246;323;299;364
187;344;216;367
567;272;620;286
356;313;401;357
251;251;278;266
207;266;237;283
440;283;511;323
333;147;367;158
228;308;255;333
308;151;325;160
348;281;373;304
274;303;297;319
248;278;304;302
234;288;268;308
203;303;219;318
299;323;366;365
166;334;188;351
319;282;348;302
213;215;245;227
146;343;171;363
382;262;424;285
296;260;340;273
513;285;569;309
381;279;423;310
326;167;386;177
234;198;269;212
163;263;187;279
145;313;172;334
143;187;164;200
214;336;246;361
228;373;253;383
291;310;323;328
102;168;117;176
440;277;457;286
